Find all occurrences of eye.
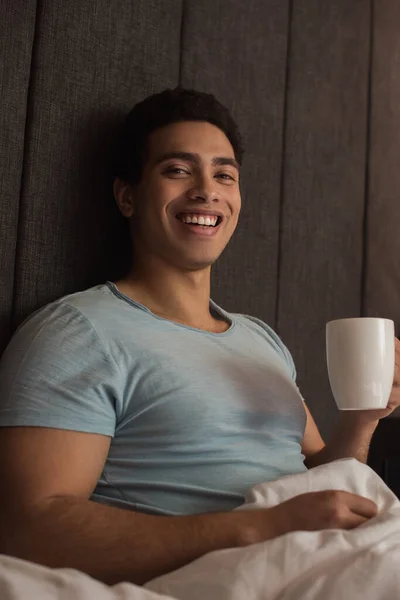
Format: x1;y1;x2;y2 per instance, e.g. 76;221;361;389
216;172;236;182
163;166;190;176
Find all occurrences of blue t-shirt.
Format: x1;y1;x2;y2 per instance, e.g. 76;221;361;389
0;282;307;515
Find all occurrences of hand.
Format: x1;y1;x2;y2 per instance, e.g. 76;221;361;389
347;337;400;424
240;490;378;545
271;490;378;534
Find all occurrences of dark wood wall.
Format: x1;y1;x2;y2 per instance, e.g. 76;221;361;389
277;1;371;437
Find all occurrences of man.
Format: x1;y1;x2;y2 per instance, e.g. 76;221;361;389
0;87;399;586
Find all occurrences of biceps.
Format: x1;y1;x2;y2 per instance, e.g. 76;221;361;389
301;403;325;459
0;426;111;512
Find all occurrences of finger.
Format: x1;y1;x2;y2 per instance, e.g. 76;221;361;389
391;376;400;388
343;492;378;519
343;514;370;530
393;360;400;385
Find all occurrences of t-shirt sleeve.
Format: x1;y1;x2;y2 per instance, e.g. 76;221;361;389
0;302;119;436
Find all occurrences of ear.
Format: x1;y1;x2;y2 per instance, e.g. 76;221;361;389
113;177;135;218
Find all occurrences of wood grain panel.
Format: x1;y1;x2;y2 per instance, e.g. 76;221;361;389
0;1;36;352
277;0;371;437
364;1;400;337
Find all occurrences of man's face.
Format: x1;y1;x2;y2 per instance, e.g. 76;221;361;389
129;120;241;271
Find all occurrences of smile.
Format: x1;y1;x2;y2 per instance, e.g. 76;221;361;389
174;212;224;238
176;213;222;228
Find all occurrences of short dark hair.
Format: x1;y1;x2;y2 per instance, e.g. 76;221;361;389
112;87;244;184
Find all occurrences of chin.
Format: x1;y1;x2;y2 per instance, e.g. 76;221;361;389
177;255;218;271
167;244;225;271
183;260;215;271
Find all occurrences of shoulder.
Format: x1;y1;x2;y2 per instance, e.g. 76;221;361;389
2;284;119;372
11;283;114;340
233;312;297;381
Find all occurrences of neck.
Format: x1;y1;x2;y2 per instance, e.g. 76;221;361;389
116;254;217;330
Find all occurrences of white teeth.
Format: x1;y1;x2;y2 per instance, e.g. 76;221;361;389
178;214;220;226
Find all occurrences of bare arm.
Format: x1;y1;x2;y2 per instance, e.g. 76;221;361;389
302;403;378;468
0;426;378;586
0;426;250;585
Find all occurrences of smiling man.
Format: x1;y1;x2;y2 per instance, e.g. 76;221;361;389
0;88;399;586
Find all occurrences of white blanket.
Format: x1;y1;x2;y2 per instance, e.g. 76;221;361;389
1;459;400;600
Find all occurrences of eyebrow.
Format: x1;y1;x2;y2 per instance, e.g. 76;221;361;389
154;151;240;171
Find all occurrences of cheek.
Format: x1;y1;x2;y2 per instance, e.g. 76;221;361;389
150;179;186;214
230;192;242;218
137;184;169;221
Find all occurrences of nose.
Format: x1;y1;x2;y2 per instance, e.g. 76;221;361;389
187;173;219;203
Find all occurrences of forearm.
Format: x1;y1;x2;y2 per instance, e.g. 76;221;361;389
305;413;379;468
1;495;249;585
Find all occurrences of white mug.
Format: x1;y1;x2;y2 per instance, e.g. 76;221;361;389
326;318;395;410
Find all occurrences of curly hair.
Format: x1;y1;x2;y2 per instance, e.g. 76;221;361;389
112;87;244;184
